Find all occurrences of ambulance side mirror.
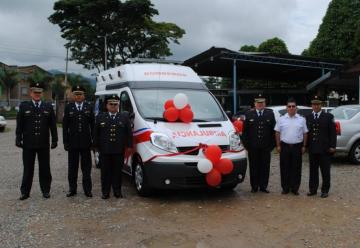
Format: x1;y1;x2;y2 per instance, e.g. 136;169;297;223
225;110;233;120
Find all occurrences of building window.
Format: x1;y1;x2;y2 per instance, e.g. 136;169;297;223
21;87;28;96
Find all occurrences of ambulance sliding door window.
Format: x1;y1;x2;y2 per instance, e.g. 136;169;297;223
120;91;133;113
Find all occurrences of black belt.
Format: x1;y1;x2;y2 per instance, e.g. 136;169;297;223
281;142;303;147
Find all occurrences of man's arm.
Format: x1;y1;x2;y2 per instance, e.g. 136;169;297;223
15;103;24;148
49;104;58;148
62;104;69;148
275;131;281;153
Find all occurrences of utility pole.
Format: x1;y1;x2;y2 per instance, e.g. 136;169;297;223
104;35;107;70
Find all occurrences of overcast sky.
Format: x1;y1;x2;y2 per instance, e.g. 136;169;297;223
0;0;331;77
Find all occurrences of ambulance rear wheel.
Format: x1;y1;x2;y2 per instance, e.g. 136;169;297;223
134;161;151;196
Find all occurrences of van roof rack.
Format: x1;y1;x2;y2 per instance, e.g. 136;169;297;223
127;58;183;65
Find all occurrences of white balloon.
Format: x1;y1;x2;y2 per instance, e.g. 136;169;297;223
197;158;213;174
173;93;188;109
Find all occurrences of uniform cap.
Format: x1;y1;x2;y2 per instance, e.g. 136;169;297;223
106;94;120;103
254;93;266;103
72;85;86;94
29;82;44;93
311;95;322;104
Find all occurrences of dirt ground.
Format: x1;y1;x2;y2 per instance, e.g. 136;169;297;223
1;120;360;248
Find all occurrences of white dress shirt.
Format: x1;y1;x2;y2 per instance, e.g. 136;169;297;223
274;113;308;144
75;102;83;111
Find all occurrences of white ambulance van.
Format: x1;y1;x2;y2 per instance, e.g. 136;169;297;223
95;62;247;196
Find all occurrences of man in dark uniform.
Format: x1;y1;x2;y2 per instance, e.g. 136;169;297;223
63;85;95;197
16;82;58;200
305;96;336;198
93;95;133;199
242;94;276;193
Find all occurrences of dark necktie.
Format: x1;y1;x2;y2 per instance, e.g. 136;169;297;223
315;113;318;120
35;102;39;109
259;111;262;117
77;105;81;111
111;114;115;120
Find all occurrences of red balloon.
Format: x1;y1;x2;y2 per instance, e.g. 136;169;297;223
164;107;179;122
164;99;175;110
233;120;243;133
215;158;234;175
206;169;222;187
179;108;194;123
185;104;191;109
204;145;222;164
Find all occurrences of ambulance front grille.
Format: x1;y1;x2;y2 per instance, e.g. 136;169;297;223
168;174;236;187
177;145;229;156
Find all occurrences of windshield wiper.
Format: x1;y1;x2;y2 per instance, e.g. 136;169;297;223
192;119;207;122
145;117;166;121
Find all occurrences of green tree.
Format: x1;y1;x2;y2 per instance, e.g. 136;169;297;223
67;74;95;102
239;45;257;52
306;0;360;60
49;0;185;71
0;67;20;106
258;37;290;54
51;75;66;101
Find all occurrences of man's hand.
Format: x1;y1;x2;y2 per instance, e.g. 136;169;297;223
64;143;69;151
276;146;281;153
15;140;23;148
328;147;336;154
51;142;57;149
301;146;306;154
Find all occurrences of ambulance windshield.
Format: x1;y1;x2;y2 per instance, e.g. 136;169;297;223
132;89;226;122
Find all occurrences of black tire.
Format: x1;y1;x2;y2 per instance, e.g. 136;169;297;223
349;140;360;165
133;158;151;197
0;126;5;132
220;182;239;191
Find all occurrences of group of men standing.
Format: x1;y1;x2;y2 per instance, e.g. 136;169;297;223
242;95;337;198
16;83;132;200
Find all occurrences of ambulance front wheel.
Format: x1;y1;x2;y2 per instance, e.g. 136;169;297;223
133;160;151;197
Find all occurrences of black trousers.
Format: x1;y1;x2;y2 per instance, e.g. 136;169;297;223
248;148;271;190
280;142;303;192
21;148;52;195
100;154;124;196
309;153;331;193
68;149;92;193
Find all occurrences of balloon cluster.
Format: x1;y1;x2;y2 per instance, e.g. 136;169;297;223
163;93;194;123
197;145;234;187
233;120;243;134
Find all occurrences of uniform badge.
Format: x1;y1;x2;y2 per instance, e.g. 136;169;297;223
100;122;106;127
249;119;254;122
25;110;31;114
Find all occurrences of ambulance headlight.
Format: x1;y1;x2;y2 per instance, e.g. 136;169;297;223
150;133;178;153
229;131;243;151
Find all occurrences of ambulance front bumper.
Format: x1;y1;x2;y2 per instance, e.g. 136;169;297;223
143;158;247;189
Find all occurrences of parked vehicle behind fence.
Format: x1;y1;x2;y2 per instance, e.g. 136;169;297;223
331;105;360;164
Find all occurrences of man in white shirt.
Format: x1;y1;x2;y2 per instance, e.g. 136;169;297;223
274;98;308;195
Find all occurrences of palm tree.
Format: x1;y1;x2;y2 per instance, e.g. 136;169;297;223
0;67;20;106
27;69;53;91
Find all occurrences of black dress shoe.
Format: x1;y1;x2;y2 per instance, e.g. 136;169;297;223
101;194;110;199
320;192;329;198
307;191;317;196
251;188;258;193
260;188;270;193
292;190;299;195
114;192;123;198
66;192;77;197
84;192;93;198
281;190;289;195
19;194;29;200
43;193;50;199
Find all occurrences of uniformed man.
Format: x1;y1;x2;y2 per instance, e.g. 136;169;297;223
305;96;336;198
63;85;95;197
15;82;58;200
242;94;276;193
274;98;308;195
93;95;133;199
